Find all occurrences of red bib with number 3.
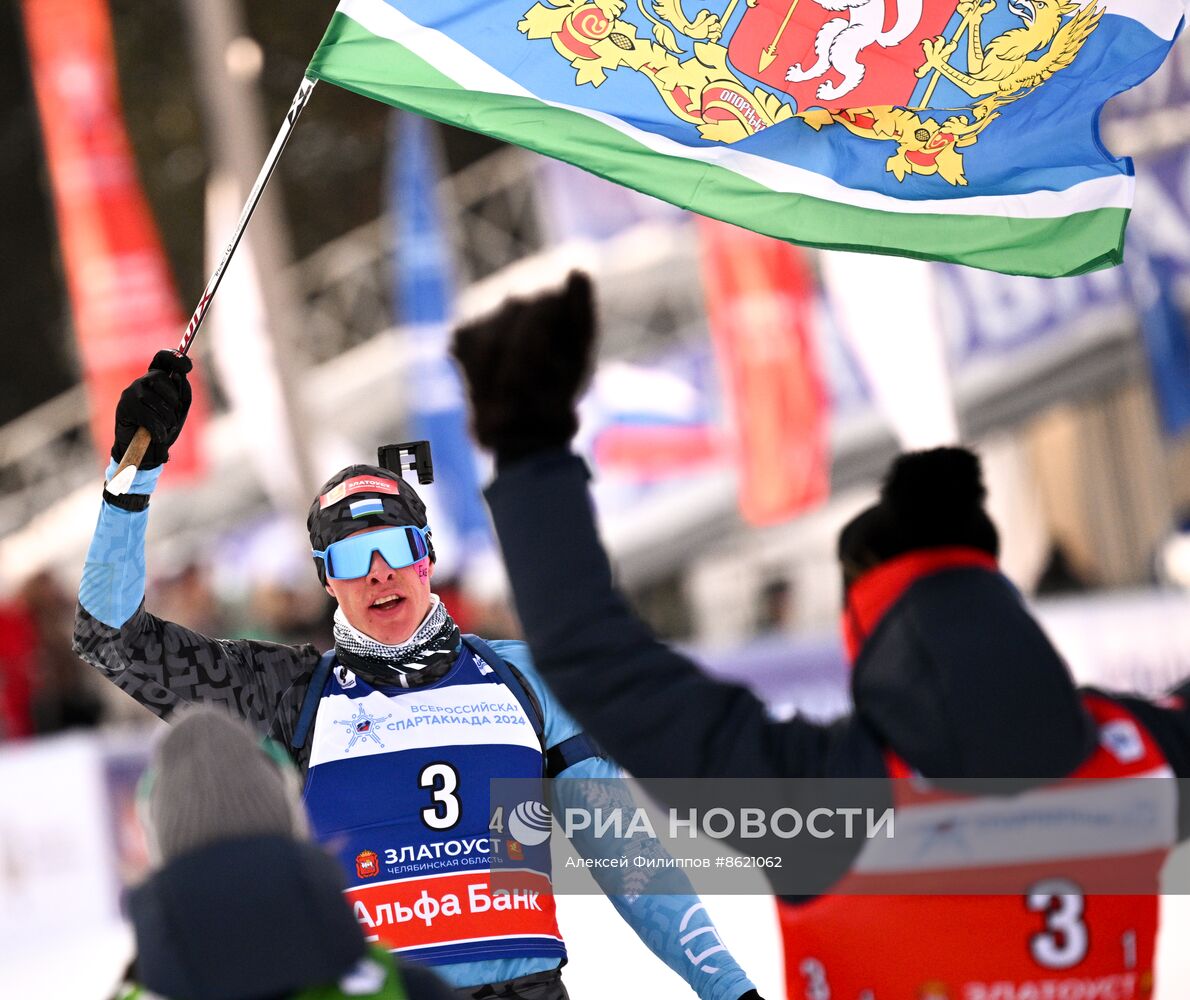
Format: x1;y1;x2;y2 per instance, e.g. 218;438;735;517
778;696;1174;1000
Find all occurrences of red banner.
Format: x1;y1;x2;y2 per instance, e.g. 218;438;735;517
593;424;721;480
22;0;205;477
698;219;828;525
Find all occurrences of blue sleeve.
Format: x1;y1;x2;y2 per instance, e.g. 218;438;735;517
483;639;583;750
554;757;755;1000
490;642;754;1000
78;461;163;628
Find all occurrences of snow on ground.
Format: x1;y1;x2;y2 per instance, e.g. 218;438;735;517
9;883;1190;999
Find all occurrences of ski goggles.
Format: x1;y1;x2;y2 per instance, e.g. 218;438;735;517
312;525;431;580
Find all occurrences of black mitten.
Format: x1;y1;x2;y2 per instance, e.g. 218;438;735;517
451;271;596;465
111;350;194;470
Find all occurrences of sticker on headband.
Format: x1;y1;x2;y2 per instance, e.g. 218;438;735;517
319;476;401;509
349;498;385;519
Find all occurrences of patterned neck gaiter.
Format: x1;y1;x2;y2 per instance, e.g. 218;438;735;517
332;595;462;688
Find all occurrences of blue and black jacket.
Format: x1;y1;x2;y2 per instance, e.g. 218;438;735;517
74;461;756;1000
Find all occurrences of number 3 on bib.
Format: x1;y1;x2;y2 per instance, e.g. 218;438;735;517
420;762;461;830
1026;880;1087;970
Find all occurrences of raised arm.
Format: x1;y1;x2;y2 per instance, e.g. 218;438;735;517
452;275;866;784
73;353;318;746
488;451;836;781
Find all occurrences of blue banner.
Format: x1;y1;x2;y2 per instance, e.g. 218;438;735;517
1130;244;1190;436
1125;140;1190;437
389;113;494;568
931;140;1190;429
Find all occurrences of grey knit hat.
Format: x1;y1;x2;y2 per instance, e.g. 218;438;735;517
141;707;308;866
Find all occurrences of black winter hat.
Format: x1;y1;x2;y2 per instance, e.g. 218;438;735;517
307;464;432;584
837;447;999;578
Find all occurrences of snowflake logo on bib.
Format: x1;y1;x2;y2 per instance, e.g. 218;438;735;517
335;705;392;751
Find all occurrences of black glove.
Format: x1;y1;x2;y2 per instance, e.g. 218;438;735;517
738;992;765;1000
451;271;596;466
111;349;193;470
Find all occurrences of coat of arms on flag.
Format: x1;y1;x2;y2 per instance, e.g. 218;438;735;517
519;0;1100;186
306;0;1188;276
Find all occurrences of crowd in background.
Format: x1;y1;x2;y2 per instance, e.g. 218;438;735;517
0;563;520;742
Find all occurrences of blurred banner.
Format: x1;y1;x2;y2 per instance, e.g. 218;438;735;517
699;220;827;526
1130;144;1190;438
935;149;1190;356
0;603;38;741
21;0;206;478
0;736;121;945
587;360;723;480
205;173;306;511
1126;235;1190;438
933;142;1190;431
0;731;151;998
389;114;493;572
535;159;682;244
822;250;959;449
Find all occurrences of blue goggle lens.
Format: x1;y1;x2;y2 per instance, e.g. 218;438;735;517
312;526;430;580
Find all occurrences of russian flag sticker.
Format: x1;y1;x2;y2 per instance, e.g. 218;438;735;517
349;498;385;519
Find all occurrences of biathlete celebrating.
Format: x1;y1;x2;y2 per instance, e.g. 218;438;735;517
74;351;762;1000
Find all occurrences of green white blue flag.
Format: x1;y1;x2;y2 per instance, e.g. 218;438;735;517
309;0;1187;276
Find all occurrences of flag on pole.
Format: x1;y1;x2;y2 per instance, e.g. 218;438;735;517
308;0;1187;277
390;113;494;569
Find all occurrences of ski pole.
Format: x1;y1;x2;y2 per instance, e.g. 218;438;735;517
106;75;318;496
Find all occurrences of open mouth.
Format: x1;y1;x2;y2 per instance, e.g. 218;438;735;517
370;593;405;613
